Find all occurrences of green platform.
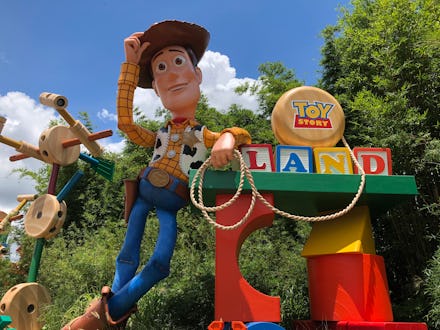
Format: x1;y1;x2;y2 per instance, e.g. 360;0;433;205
189;170;418;217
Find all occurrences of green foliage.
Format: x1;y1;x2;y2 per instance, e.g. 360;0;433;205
0;232;33;296
236;62;303;118
39;222;124;328
239;218;311;328
319;0;440;326
425;244;440;328
195;94;276;145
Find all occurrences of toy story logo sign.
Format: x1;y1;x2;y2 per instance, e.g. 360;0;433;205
291;100;335;129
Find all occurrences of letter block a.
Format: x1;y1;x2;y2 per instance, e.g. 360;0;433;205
239;144;275;172
353;147;392;175
275;145;313;173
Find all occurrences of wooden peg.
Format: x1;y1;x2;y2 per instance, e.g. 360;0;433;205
39;92;104;156
0;135;45;162
39;92;69;110
0;199;28;232
16;194;38;202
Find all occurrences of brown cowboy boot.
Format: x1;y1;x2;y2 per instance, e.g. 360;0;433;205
105;299;138;330
61;286;136;330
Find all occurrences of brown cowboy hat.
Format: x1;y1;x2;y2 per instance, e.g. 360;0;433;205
137;20;210;89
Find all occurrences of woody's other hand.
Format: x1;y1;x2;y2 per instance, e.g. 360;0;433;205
210;132;235;169
124;32;150;64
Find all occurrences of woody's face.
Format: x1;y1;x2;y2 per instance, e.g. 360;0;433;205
151;45;202;118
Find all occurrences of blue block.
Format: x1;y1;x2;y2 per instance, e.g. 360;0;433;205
275;145;313;173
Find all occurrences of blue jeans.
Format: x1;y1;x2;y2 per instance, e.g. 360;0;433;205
108;171;187;320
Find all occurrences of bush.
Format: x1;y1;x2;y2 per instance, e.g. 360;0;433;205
37;207;311;329
39;221;125;329
425;244;440;328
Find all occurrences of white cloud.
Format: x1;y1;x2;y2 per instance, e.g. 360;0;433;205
133;88;164;120
97;108;117;122
0;92;55;212
199;50;259;112
101;139;125;154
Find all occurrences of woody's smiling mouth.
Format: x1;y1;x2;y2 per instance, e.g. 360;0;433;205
169;83;187;92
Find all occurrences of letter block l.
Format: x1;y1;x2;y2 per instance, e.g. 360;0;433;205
239;144;275;172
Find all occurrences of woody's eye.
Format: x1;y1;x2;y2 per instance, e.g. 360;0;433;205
156;62;167;73
174;55;186;66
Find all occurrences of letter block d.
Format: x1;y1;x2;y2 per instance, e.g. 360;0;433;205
353;147;392;175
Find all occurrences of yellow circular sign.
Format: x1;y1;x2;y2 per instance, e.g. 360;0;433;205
271;86;345;147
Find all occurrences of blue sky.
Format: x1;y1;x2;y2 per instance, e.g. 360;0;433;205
0;0;350;211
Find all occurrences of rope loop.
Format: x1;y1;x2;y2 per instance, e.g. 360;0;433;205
190;137;366;230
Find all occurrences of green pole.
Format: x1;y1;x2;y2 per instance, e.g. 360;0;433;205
27;238;45;282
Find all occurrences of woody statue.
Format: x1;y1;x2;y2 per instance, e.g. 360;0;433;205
62;20;251;329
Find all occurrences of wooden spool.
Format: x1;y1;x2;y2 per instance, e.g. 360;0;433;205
39;125;80;166
271;86;345;147
24;194;67;239
0;282;51;330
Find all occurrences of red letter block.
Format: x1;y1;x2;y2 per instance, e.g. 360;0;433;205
239;144;275;172
214;193;280;322
353;147;392;175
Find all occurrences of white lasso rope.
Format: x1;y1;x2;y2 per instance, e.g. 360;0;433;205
190;136;366;230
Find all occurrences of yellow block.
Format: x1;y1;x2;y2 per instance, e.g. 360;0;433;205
314;147;353;174
301;205;376;257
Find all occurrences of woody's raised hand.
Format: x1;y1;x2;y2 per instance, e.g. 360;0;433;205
124;32;150;64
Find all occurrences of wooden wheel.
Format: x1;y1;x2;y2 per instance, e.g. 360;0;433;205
271;86;345;147
24;194;67;239
0;282;51;330
39;125;80;166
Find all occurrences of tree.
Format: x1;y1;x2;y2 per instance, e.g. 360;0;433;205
319;0;440;323
236;62;303;119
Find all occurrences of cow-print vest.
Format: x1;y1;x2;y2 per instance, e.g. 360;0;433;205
149;124;208;179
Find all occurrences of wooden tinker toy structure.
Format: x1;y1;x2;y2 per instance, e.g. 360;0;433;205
0;92;113;330
0;87;429;329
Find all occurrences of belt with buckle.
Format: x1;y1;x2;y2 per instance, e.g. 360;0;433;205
140;167;189;201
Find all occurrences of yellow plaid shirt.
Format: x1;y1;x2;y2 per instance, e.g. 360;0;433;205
117;62;251;182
